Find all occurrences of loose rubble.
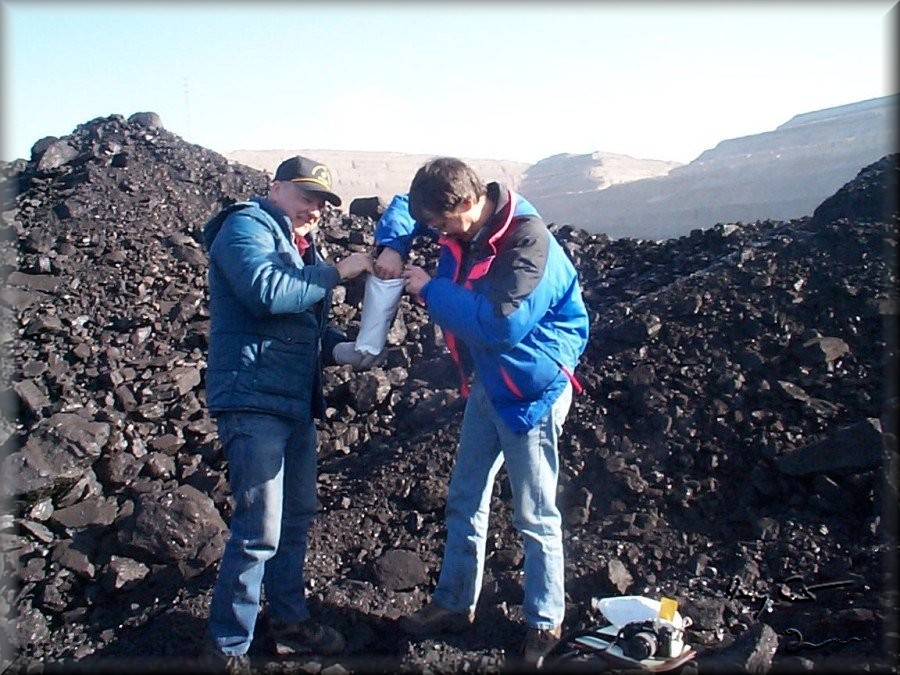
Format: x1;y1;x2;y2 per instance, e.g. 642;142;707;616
0;114;897;674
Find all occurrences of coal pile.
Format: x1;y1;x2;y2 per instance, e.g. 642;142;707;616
0;114;898;675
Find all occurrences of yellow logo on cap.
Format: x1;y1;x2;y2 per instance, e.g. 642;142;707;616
293;164;332;191
311;164;331;187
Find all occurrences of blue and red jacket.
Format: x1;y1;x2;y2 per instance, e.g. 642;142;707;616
409;183;589;433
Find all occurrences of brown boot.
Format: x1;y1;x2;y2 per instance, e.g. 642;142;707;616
521;625;562;669
265;616;346;656
398;602;475;636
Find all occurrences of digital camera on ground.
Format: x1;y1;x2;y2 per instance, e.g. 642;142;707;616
618;620;676;660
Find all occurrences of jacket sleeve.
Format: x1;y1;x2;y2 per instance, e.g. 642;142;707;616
421;233;552;350
210;211;341;317
374;194;422;260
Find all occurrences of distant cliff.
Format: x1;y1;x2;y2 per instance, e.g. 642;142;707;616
536;95;897;239
226;95;897;240
518;151;681;201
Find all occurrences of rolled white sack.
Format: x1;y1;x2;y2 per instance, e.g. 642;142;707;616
355;274;404;355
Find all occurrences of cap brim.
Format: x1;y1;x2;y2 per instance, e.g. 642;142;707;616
293;183;342;207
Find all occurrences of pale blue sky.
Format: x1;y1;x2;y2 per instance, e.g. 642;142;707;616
1;1;896;164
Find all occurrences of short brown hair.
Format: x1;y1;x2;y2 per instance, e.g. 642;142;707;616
408;157;486;222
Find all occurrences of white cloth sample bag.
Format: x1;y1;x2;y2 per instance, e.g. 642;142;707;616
355;275;404;355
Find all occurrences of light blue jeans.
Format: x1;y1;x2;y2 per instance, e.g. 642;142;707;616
432;380;573;629
208;411;318;656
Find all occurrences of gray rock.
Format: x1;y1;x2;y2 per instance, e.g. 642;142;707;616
696;622;779;674
35;140;79;171
370;549;429;591
127;112;163;128
349;196;386;220
116;484;227;576
776;418;883;475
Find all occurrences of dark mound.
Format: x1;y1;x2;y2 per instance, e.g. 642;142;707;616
0;114;897;674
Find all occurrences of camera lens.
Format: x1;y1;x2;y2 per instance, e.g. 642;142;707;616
622;630;658;660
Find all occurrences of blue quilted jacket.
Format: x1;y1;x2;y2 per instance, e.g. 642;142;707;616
202;197;343;421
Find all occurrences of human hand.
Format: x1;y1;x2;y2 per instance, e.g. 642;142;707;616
401;264;431;296
335;251;374;280
374;248;404;279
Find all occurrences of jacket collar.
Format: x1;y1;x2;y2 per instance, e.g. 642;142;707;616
472;182;515;251
251;196;292;237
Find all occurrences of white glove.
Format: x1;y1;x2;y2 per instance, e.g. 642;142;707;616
333;341;387;371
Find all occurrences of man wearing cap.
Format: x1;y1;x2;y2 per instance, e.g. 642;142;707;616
200;155;373;671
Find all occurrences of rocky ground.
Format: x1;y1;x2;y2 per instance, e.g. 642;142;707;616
0;114;897;674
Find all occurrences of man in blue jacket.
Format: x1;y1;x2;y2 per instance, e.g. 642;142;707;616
396;158;589;668
201;155;373;671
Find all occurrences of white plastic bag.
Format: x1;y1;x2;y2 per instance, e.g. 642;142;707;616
592;595;690;631
355;274;404;355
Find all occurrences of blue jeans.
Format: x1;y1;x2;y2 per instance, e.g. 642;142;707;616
208;411;318;656
432;380;573;629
